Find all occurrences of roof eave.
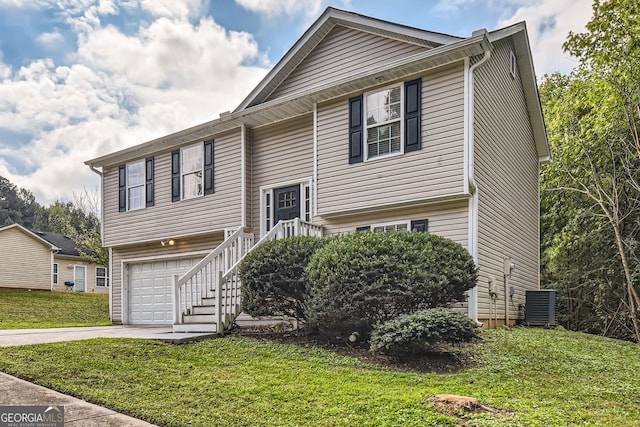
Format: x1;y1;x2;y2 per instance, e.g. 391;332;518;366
0;223;60;251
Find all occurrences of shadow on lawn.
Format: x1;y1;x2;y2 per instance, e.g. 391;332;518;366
228;323;481;374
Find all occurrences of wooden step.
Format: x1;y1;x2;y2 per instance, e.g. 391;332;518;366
183;314;216;324
191;305;215;315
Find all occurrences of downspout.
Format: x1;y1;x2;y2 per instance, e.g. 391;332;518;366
466;40;491;325
241;124;247;228
313;103;318;217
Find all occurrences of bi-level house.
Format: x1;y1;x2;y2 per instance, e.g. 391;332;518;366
86;8;549;332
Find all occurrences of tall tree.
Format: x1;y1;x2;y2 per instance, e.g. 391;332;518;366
541;0;640;341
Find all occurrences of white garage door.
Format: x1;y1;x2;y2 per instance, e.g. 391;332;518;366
128;257;201;325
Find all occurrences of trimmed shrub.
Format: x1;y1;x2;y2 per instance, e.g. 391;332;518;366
369;308;480;355
239;236;328;320
306;231;477;335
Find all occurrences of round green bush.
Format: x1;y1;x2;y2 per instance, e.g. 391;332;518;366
239;236;328;320
306;231;477;335
369;308;480;355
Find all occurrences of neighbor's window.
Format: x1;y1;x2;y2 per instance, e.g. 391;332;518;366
96;267;109;287
53;263;58;284
365;85;402;159
370;221;410;232
181;144;203;199
126;160;145;210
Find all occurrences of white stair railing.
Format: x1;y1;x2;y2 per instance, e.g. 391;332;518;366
173;227;253;327
174;219;322;333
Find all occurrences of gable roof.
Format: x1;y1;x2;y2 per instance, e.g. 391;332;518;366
0;223;80;257
86;8;549;167
235;7;462;111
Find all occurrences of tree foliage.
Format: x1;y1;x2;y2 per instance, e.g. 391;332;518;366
540;0;640;341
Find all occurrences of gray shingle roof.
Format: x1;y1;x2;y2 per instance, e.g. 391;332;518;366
35;232;80;257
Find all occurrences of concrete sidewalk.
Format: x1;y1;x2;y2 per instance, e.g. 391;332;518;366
0;325;216;347
0;372;158;426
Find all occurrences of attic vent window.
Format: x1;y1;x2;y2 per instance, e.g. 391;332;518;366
509;50;517;79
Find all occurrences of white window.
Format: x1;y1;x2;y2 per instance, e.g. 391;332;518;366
365;85;403;160
126;160;145;210
181;144;203;199
370;221;410;232
96;267;109;287
509;51;517;78
53;263;58;284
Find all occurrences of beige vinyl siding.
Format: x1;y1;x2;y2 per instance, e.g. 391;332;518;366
473;39;540;323
317;199;469;248
51;257;107;294
103;129;242;247
0;228;51;290
267;25;431;101
250;115;314;235
110;233;224;324
317;62;466;215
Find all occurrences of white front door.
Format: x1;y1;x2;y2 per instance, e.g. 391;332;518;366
74;265;86;292
127;257;201;325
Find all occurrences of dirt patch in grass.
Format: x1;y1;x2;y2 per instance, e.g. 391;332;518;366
228;323;480;374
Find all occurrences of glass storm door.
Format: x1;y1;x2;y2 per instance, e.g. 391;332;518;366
74;265;86;292
273;185;300;224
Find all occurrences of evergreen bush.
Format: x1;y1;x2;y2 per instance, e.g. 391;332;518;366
306;231;477;335
239;236;327;321
369;308;479;355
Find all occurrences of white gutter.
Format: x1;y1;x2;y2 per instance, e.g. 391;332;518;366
465;35;491;325
313;103;319;217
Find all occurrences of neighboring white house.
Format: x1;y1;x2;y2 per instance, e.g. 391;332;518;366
0;223;109;294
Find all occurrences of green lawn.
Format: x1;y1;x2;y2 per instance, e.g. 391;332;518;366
0;328;638;426
0;288;110;329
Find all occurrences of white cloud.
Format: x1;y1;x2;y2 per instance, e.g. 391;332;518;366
499;0;592;76
0;1;269;204
235;0;325;18
138;0;204;20
36;30;64;46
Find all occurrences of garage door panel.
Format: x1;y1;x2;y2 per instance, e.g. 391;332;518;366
128;257;201;325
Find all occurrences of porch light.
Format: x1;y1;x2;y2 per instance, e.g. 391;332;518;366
160;239;176;247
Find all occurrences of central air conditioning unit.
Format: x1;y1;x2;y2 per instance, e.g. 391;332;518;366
524;290;557;327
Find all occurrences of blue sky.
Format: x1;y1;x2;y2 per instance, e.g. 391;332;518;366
0;0;592;205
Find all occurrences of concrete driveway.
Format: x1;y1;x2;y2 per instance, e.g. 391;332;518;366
0;325;216;347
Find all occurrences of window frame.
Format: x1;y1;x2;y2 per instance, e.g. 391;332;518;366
369;220;411;232
126;160;145;211
363;83;404;161
180;143;204;200
96;266;109;287
53;263;58;284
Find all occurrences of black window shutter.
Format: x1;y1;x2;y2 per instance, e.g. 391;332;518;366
404;78;422;153
204;140;214;195
118;165;126;212
349;95;363;164
356;226;370;233
145;157;154;207
411;219;428;233
171;150;180;202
